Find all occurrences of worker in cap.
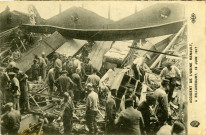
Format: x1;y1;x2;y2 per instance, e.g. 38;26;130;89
35;54;47;81
160;61;181;102
55;69;74;97
138;94;156;133
85;82;99;134
1;102;21;135
115;97;145;135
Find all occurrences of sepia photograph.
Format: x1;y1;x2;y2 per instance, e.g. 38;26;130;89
0;1;205;135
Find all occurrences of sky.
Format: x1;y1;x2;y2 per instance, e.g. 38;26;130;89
0;1;154;21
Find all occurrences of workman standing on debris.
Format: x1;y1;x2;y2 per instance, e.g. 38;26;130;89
138;94;156;133
55;70;75;96
115;98;146;135
82;57;93;81
106;89;117;134
46;68;56;96
60;92;74;134
42;51;48;65
35;54;47;81
31;59;40;81
86;68;100;93
85;83;99;134
160;61;181;102
1;102;21;135
14;69;31;112
132;54;151;82
53;53;62;80
71;69;83;106
153;79;169;126
8;72;21;110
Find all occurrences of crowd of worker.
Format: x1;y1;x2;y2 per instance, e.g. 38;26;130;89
0;40;185;135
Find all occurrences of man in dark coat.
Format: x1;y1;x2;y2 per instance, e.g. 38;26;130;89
138;94;156;133
115;98;146;135
106;89;117;134
55;70;74;96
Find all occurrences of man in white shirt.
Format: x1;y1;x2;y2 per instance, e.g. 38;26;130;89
160;62;181;102
85;83;99;134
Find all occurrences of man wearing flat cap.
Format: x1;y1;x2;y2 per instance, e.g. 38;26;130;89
1;102;21;135
160;61;181;102
55;70;75;96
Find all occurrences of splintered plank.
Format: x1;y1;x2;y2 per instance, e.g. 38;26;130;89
88;41;113;71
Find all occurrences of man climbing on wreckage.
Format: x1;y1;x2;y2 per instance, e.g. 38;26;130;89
132;54;151;82
160;61;181;102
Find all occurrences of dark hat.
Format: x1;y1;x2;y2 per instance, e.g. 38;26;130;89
165;61;172;67
33;59;38;62
173;121;185;134
61;70;68;74
13;65;19;70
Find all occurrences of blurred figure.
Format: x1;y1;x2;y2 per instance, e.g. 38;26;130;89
1;102;21;135
160;61;181;102
157;121;185;135
85;83;99;134
31;59;39;81
0;67;10;103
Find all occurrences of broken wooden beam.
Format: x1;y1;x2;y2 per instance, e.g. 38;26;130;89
150;24;186;69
